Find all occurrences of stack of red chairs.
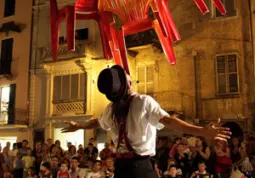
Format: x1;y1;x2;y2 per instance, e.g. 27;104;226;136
50;0;226;74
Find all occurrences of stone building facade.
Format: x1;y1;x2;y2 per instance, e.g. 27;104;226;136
0;0;33;145
30;0;255;148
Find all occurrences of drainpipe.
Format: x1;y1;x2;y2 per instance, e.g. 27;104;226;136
27;0;36;144
193;51;199;124
248;0;255;131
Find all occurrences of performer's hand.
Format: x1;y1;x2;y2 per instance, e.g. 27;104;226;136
203;118;231;142
61;121;79;133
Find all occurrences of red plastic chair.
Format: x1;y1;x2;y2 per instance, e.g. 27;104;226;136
50;0;113;61
98;0;179;74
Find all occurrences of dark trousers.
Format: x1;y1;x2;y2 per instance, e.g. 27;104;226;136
114;156;157;178
12;168;23;178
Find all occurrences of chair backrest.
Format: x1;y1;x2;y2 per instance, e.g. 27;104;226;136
99;0;152;22
75;0;98;12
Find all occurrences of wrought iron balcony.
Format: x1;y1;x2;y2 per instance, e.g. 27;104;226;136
39;42;86;61
0;108;28;126
53;100;85;116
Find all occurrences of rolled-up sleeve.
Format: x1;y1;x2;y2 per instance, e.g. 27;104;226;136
145;96;168;126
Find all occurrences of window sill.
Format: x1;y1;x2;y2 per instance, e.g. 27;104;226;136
209;15;238;22
216;93;240;98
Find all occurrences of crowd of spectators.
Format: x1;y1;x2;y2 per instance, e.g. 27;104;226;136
0;133;254;178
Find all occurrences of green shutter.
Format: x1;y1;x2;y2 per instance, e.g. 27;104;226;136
8;84;16;124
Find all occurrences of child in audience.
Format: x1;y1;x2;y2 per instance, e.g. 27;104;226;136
190;162;212;178
57;162;70;178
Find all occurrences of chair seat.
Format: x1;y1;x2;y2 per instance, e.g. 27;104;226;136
123;18;152;35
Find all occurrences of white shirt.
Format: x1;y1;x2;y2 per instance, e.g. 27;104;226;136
98;94;168;156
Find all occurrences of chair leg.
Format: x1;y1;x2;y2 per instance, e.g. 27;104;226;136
116;30;130;75
98;19;112;59
152;0;181;42
212;0;226;15
50;0;60;61
153;20;176;64
193;0;209;14
66;6;75;51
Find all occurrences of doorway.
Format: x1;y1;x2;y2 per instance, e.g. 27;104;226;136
222;122;243;137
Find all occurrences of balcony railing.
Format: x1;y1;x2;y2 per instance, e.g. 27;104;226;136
39;42;86;61
53;100;85;116
151;91;196;119
0;108;28;125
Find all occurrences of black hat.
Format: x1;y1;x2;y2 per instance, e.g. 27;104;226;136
97;65;128;102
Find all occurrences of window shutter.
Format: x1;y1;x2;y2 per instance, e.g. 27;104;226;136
53;76;61;102
79;73;86;98
217;56;226;93
62;75;70;100
228;55;238;92
137;67;146;93
1;38;13;75
71;74;79;99
146;66;154;94
225;0;236;17
8;84;16;124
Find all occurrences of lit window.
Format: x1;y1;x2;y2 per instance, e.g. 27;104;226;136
0;84;15;124
216;54;239;94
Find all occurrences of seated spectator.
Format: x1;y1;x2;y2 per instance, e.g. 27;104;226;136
84;138;98;155
57;162;70;178
27;167;38;178
84;144;97;161
103;157;115;178
153;160;162;178
214;140;232;178
163;159;182;176
67;145;78;160
51;156;59;178
86;160;104;178
12;151;24;178
191;136;210;172
99;143;114;164
19;140;29;157
169;137;182;158
40;162;52;178
69;157;85;178
84;160;93;177
22;149;35;178
190;162;212;178
174;143;191;177
162;165;182;178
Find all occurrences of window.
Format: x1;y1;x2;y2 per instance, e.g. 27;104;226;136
137;65;154;94
53;73;86;102
0;84;16;124
0;38;13;75
75;28;89;40
4;0;15;17
216;54;238;94
214;0;236;18
59;36;66;45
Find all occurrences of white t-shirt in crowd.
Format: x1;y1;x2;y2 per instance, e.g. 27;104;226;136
98;94;168;156
86;171;104;178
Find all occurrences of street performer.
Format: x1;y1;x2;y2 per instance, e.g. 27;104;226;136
62;65;231;178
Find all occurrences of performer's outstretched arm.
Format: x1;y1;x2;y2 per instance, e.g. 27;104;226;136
159;116;231;142
61;119;100;133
